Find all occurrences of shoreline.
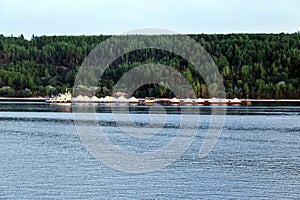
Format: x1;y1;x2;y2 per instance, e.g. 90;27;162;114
0;97;300;103
0;97;48;102
248;99;300;102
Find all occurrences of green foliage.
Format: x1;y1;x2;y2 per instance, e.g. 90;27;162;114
0;33;299;98
0;86;15;96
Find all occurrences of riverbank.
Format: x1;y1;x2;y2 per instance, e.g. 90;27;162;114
0;97;300;104
249;99;300;102
0;97;48;102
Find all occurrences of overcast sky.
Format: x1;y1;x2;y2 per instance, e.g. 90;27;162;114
0;0;299;38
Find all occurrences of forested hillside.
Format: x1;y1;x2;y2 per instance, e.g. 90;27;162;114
0;33;299;98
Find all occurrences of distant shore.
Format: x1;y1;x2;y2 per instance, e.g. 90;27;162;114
0;97;48;102
0;97;300;103
248;99;300;102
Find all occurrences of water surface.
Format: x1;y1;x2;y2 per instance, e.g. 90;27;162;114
0;102;299;199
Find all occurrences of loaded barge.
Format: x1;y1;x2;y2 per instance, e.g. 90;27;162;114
45;93;251;105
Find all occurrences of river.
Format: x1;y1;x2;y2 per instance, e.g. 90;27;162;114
0;102;299;199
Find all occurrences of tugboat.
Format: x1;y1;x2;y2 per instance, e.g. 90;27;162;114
46;90;72;103
144;97;156;104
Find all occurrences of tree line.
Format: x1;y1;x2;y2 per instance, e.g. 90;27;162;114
0;33;299;98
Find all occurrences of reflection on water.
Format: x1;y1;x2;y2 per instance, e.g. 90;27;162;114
0;102;299;199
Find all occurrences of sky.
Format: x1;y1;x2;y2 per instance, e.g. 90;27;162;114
0;0;299;39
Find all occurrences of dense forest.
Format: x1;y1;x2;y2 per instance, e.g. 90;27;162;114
0;33;299;98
